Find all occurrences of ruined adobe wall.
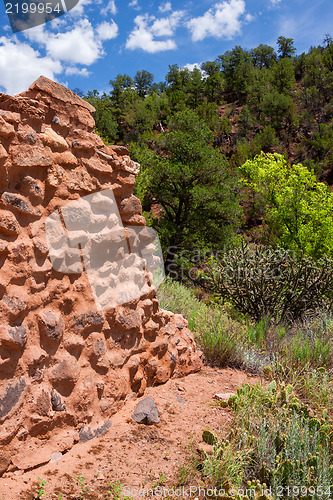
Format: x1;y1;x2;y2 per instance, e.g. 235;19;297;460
0;76;201;474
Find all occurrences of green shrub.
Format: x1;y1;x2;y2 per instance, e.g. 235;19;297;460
158;279;245;366
297;368;333;414
203;244;333;322
240;152;333;259
201;381;333;498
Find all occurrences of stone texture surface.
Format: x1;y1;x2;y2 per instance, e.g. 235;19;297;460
132;396;160;425
0;76;202;475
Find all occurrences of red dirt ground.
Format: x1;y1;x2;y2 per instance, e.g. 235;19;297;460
0;366;261;499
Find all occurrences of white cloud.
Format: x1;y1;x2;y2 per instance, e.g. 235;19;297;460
126;11;183;53
96;20;119;40
151;11;183;37
270;0;281;4
65;66;91;76
182;62;208;77
66;0;94;18
187;0;247;42
128;0;140;9
24;24;46;44
0;0;121;94
183;62;201;71
101;0;117;16
0;36;62;95
44;19;104;64
245;13;254;22
159;1;172;13
25;19;118;66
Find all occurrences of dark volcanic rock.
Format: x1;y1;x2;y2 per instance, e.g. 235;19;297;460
132;397;160;425
6;325;27;347
0;378;26;419
79;420;112;443
38;309;64;342
51;389;66;411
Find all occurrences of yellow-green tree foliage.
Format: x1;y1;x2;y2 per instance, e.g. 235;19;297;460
240;152;333;258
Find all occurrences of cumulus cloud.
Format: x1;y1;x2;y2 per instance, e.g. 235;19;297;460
182;62;208;77
25;19;118;66
96;20;119;40
0;0;121;94
101;0;117;16
270;0;281;4
187;0;247;42
126;11;183;53
0;37;62;95
65;66;91;76
183;62;201;71
128;0;140;9
159;1;172;13
65;0;94;18
43;19;104;64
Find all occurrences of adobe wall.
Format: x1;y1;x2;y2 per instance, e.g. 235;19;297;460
0;76;201;474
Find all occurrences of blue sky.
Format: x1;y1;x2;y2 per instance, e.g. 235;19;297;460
0;0;332;96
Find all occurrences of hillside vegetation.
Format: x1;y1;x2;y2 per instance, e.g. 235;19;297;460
83;35;333;263
79;36;333;498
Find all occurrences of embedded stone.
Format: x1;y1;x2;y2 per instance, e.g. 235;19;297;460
4;325;28;348
151;338;168;355
40;127;68;151
47;165;66;187
50;452;63;462
108;145;129;156
10;242;32;263
38;310;64;342
33;238;48;255
94;338;106;357
73;312;104;331
66;168;97;193
63;334;85;353
1;192;35;215
173;314;188;329
82;157;113;174
0;455;11;475
52;151;78;167
108;350;126;368
49;355;79;385
20;176;44;202
0;210;19;236
36;389;51;416
0;116;15;139
0;144;8;160
120;157;140;175
155;365;171;384
1;295;27;315
0;378;26;419
0;242;8;255
119;195;142;216
0;110;20;123
51;389;66;411
11;145;52;167
96;149;115;162
71;139;95;152
18;129;38;144
115;308;141;331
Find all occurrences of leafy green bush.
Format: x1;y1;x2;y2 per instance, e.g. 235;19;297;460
240;153;333;259
203;244;333;322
